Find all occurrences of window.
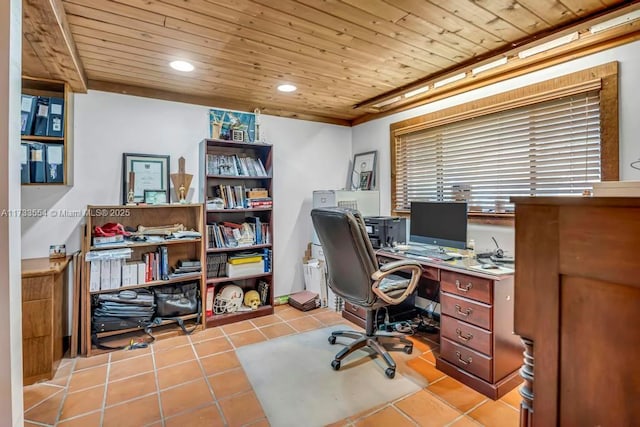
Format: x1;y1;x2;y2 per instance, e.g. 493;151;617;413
391;62;619;220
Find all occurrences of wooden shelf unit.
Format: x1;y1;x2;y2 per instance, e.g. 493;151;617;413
21;76;72;186
200;138;275;325
81;204;205;356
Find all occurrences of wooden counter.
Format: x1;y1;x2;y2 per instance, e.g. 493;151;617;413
22;256;71;385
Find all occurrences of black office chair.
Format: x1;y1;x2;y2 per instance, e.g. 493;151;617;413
311;207;422;378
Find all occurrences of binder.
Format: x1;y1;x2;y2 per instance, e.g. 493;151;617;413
20;143;30;184
47;97;64;137
45;143;64;183
29;142;46;183
33;97;50;136
20;95;37;135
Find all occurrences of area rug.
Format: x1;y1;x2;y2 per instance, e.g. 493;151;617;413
236;326;421;427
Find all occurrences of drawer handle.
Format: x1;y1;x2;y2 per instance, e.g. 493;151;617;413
455;279;473;292
455;304;473;317
455;328;473;342
456;351;472;365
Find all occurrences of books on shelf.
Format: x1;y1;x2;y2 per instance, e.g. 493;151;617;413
206;253;228;278
206;154;268;176
227;260;265;277
207;221;270;249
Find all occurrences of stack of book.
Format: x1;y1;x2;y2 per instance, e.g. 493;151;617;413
169;259;201;279
227;252;266;277
206;253;228;278
206;154;267;177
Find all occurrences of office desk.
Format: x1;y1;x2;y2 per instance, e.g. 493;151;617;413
372;250;522;399
22;256;70;385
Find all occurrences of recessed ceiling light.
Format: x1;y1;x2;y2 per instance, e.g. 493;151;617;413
169;60;194;72
277;84;297;92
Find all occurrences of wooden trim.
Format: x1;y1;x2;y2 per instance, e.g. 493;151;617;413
353;26;638;126
389;62;619;217
87;80;351;127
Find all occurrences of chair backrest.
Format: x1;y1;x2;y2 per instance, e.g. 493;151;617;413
311;207;379;307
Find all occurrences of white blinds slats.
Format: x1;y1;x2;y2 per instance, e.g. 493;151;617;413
394;91;601;211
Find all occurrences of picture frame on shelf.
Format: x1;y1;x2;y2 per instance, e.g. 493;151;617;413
350;151;377;190
144;189;168;205
122;153;170;204
209;108;256;142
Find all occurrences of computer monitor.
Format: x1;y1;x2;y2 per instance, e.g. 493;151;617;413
409;201;468;249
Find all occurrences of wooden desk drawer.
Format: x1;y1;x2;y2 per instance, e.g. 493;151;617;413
441;292;492;330
422;266;439;281
441;315;492;356
441;337;492;382
441;271;492;304
343;301;366;320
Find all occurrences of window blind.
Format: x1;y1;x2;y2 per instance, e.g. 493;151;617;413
393;90;601;213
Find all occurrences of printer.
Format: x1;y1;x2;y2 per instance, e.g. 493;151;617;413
364;216;407;249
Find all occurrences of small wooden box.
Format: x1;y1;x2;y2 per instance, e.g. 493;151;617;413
247;189;268;199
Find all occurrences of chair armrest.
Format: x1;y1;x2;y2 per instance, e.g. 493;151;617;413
371;260;422;305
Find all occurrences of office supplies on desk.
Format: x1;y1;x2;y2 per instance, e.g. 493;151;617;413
406;249;454;261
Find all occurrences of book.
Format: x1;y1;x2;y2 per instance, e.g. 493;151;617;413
228;255;263;265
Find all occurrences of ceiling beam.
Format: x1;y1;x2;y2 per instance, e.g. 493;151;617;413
87;80;352;127
23;0;87;92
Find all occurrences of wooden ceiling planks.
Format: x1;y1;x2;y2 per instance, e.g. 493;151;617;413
18;0;634;123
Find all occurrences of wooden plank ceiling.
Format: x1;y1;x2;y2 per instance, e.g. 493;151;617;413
22;0;635;125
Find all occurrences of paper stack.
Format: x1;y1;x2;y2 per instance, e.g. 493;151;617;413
288;290;320;312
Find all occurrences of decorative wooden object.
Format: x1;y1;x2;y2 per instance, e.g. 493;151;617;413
512;196;639;426
170;156;193;203
21;256;71;385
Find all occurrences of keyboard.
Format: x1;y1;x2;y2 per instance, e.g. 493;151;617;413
405;249;454;261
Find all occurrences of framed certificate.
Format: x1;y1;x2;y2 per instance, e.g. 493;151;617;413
122;153;170;204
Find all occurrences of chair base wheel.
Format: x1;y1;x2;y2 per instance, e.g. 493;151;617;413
331;359;341;370
385;367;396;378
328;336;337;345
403;345;413;354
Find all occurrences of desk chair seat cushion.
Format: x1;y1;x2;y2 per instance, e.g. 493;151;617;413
378;274;410;298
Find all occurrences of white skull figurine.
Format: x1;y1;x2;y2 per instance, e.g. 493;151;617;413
244;290;261;310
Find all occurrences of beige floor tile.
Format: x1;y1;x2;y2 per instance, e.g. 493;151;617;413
152;335;191;352
218;391;265;426
221;320;256;335
57;411;102;427
153;344;196;369
250;314;282;327
157;359;204;390
395;390;462;426
193;336;233;358
74;353;109;371
103;394;161;427
59;384;105;421
449;415;484;426
106;371;157;407
406;356;446;384
23;390;65;425
209;368;252;398
23;383;64;412
260;322;296;339
427;377;487;413
190;326;224;342
500;384;523;409
354;406;415;427
109;346;151;363
160;378;215;418
164;403;225;427
287;315;324;332
227;329;267;348
199;351;241;376
468;400;519;427
68;365;108;392
313;311;345;325
276;307;308;321
109;354;154;381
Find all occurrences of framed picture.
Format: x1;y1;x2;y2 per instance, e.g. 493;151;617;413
144;189;168;205
122;153;170;204
351;151;377;190
209;108;256;142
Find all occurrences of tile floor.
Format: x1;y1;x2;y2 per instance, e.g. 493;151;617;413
23;306;522;427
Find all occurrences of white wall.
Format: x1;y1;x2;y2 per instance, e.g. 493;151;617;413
0;0;24;424
353;40;640;255
21;90;352;298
